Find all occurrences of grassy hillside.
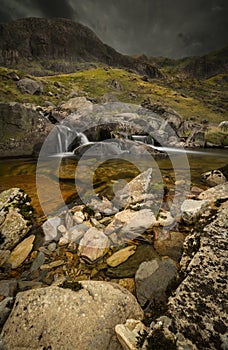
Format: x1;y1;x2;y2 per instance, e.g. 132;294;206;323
0;65;227;124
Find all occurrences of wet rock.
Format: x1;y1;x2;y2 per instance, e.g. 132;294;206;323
0;280;17;297
198;182;228;203
135;257;178;307
106;209;156;241
106;244;159;278
73;211;85;224
17;78;43;95
7;235;35;269
107;246;137;267
201;169;227;187
0;188;33;251
141;204;228;350
115;319;146;350
42;217;61;242
1;281;143;350
114;168;156;209
78;228;110;263
0;297;14;329
181;199;209;224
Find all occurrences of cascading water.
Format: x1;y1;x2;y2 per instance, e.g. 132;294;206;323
55;125;89;154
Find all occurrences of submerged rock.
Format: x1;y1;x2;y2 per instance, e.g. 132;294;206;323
135;257;178;308
1;281;143;350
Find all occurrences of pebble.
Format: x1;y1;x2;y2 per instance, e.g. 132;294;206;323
0;250;10;267
30;252;46;272
73;211;85;224
107;246;137;267
40;260;65;270
48;242;57;251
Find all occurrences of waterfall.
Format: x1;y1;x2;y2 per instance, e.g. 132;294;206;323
55;125;89;154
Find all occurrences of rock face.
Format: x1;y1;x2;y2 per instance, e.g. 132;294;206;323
141;204;228;350
0;17;162;78
1;281;143;350
0;188;33;250
0;102;52;157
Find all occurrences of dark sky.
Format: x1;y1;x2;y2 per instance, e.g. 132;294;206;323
0;0;227;58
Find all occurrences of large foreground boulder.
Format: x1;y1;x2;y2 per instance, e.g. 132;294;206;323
141;204;228;350
0;102;53;157
0;280;143;350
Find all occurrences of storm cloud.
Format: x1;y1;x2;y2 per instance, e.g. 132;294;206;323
0;0;227;57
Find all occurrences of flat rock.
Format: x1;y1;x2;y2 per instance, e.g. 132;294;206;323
107;246;137;267
78;228;110;263
135;257;178;307
181;199;209;224
7;235;35;269
1;281;143;350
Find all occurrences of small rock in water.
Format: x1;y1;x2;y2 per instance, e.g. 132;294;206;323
0;279;17;297
42;217;61;242
30;251;46;272
7;235;35;269
73;211;85;224
47;242;57;251
78;228;110;263
107;246;137;267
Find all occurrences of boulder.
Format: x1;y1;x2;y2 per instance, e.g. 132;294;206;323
0;188;33;251
201;169;227;187
135;257;178;307
0;102;53;157
17;78;43;95
140;204;228;350
1;281;143;350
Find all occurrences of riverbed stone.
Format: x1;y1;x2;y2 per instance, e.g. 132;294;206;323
0;188;33;251
0;281;143;350
107;246;137;267
42;217;61;242
0;279;17;297
30;251;46;272
181;199;209;224
7;235;35;269
78;228;110;263
115;319;147;350
135;257;178;308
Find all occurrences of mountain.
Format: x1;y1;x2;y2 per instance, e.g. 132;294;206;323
0;17;162;78
149;46;228;80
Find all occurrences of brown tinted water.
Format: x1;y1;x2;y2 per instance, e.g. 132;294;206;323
0;149;227;217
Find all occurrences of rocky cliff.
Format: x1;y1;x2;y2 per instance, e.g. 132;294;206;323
0;17;162;78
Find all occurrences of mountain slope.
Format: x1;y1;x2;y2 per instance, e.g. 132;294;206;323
0;17;162;78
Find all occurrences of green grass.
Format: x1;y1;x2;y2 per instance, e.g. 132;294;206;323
0;66;227;124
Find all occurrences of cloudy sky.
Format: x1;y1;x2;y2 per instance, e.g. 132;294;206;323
0;0;227;58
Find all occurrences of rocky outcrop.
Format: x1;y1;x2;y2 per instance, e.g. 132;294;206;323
0;18;162;78
140;202;228;349
17;78;43;95
0;281;143;350
0;102;53;157
0;188;33;251
201;169;227;187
